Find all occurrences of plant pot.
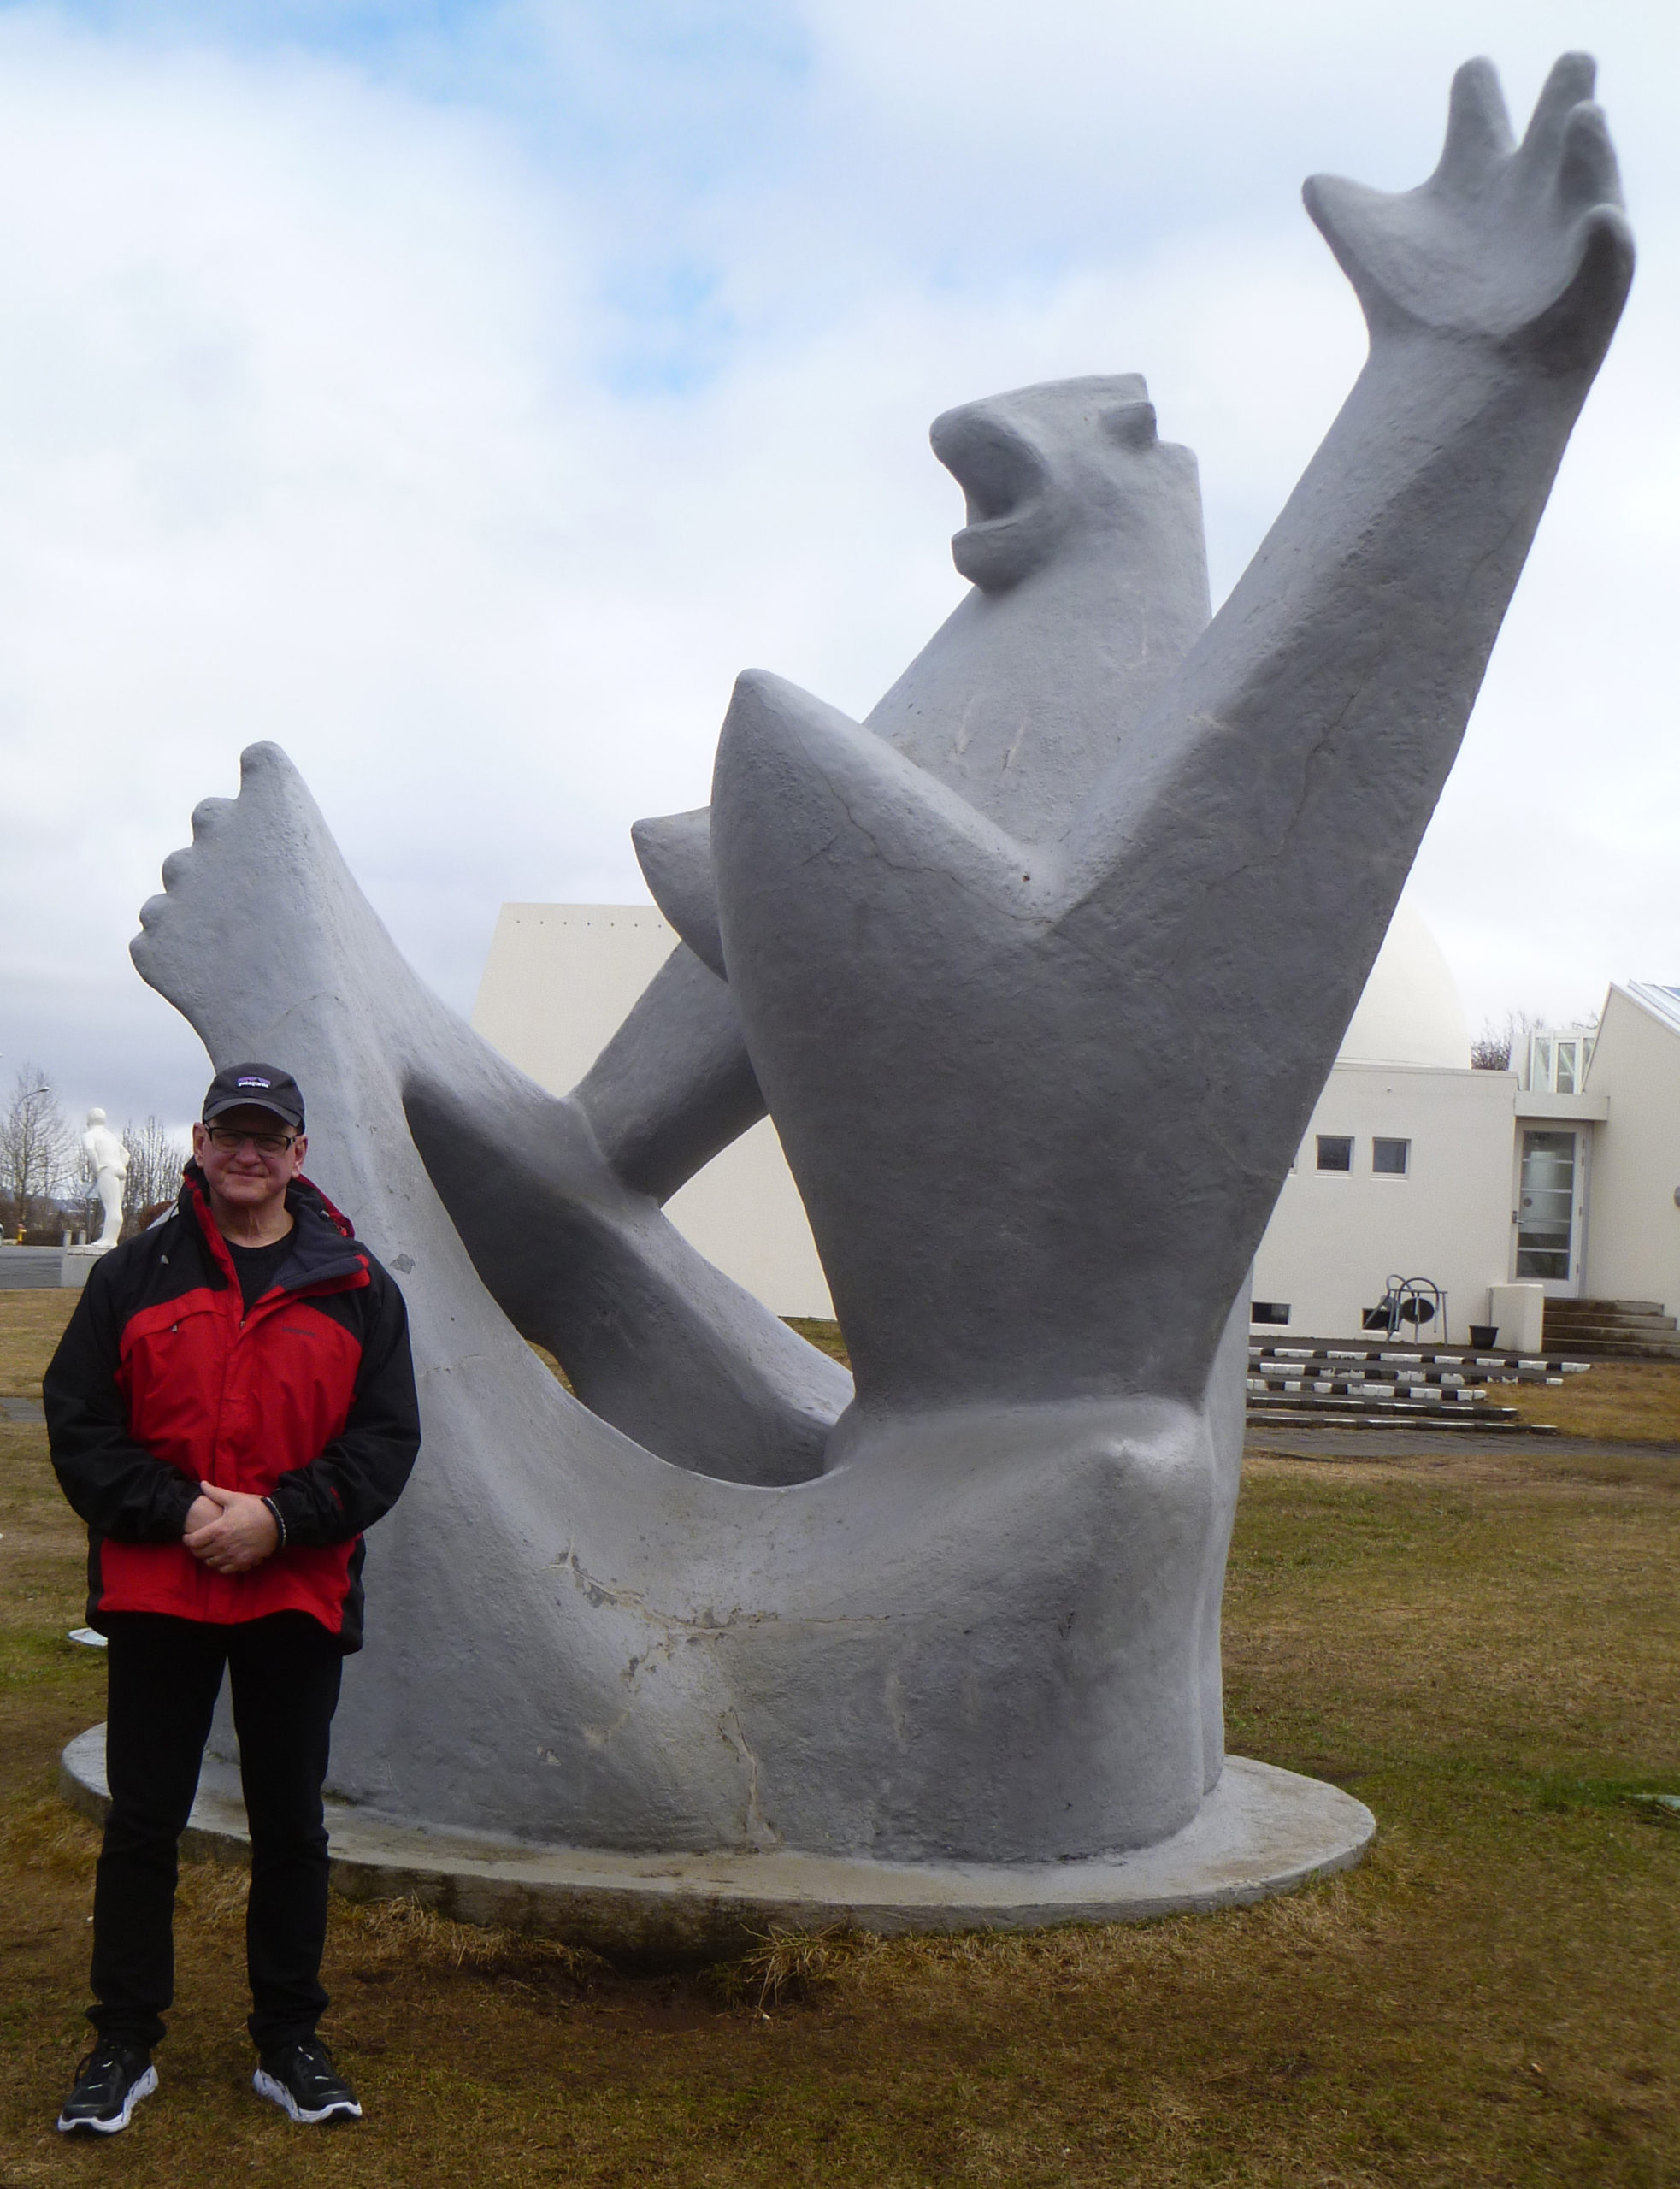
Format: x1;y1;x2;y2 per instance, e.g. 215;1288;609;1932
1468;1324;1499;1350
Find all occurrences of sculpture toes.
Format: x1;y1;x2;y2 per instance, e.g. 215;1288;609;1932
136;831;227;960
236;739;300;802
151;753;306;906
158;845;197;894
131;875;209;1012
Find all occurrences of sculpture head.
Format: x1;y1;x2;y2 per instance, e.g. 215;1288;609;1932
930;374;1204;594
85;1107;105;1128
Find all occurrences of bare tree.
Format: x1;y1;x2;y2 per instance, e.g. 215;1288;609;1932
0;1065;73;1236
121;1116;190;1233
1471;1008;1539;1073
1470;1023;1512;1071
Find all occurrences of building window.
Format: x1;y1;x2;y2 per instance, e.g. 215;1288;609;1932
1372;1136;1410;1175
1251;1301;1291;1326
1316;1135;1353;1172
1553;1035;1591;1094
1527;1029;1595;1094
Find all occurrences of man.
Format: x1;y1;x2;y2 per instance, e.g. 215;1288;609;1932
44;1064;421;2135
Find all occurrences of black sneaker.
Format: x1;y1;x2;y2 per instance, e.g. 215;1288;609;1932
253;2037;362;2124
56;2041;157;2134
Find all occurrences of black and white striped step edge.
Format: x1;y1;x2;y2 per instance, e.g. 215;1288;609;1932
1247;1391;1522;1419
1248;1407;1539;1434
1249;1343;1588;1368
1247;1379;1496;1401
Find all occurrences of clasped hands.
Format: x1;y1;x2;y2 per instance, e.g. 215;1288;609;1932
184;1484;280;1575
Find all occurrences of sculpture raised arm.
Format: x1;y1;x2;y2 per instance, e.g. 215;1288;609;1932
710;54;1633;1416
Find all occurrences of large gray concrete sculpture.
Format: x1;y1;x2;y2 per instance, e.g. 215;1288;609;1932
116;58;1630;1920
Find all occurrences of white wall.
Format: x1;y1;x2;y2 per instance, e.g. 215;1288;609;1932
471;904;835;1318
1582;985;1680;1318
1251;1062;1517;1344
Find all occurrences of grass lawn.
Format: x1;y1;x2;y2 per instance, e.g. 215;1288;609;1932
1;1291;1676;2184
1498;1361;1680;1443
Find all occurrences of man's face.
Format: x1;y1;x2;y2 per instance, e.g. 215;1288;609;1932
192;1106;307;1218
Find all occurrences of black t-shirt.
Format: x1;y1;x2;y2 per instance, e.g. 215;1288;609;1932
225;1231;295;1313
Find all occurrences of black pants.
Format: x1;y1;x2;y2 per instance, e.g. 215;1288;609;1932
91;1611;344;2054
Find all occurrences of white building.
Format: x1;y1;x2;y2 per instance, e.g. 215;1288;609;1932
1573;983;1680;1317
472;902;1680;1349
1249;905;1518;1345
473;905;834;1316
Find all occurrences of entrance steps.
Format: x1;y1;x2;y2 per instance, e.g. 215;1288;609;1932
1541;1299;1680;1360
1247;1339;1590;1432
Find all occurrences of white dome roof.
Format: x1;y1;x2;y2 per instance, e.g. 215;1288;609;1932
1338;900;1469;1069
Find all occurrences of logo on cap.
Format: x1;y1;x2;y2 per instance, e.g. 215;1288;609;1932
236;1076;272;1089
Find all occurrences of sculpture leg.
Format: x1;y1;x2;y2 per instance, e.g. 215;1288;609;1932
569;942;769;1203
401;1065;845;1484
133;744;847;1485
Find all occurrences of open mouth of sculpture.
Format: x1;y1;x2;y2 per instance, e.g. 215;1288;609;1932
933;410;1047;545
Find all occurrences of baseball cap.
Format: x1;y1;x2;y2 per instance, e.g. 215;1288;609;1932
202;1063;306;1133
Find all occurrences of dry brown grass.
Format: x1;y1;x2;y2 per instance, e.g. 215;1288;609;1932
341;1893;607;1989
1499;1359;1680;1443
783;1314;850;1365
0;1289;76;1397
2;1302;1677;2184
527;1338;575;1392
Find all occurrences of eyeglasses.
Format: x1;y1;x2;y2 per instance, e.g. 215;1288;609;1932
203;1126;298;1157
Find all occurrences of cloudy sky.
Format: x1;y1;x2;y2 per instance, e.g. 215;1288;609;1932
0;0;1673;1130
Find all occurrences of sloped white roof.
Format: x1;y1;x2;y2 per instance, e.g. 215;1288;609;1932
1337;900;1471;1069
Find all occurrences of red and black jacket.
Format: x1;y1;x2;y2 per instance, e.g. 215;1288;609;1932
44;1165;421;1652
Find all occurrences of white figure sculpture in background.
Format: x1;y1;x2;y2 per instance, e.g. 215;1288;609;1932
82;1110;127;1252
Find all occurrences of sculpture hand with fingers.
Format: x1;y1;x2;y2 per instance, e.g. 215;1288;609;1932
129;58;1630;1882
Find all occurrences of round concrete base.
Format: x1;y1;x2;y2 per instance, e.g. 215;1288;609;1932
61;1727;1374;1965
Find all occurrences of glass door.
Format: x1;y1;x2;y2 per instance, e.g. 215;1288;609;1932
1515;1129;1587;1294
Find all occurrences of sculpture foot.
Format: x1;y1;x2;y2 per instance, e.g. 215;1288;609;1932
132;743;846;1484
133;741;445;1073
